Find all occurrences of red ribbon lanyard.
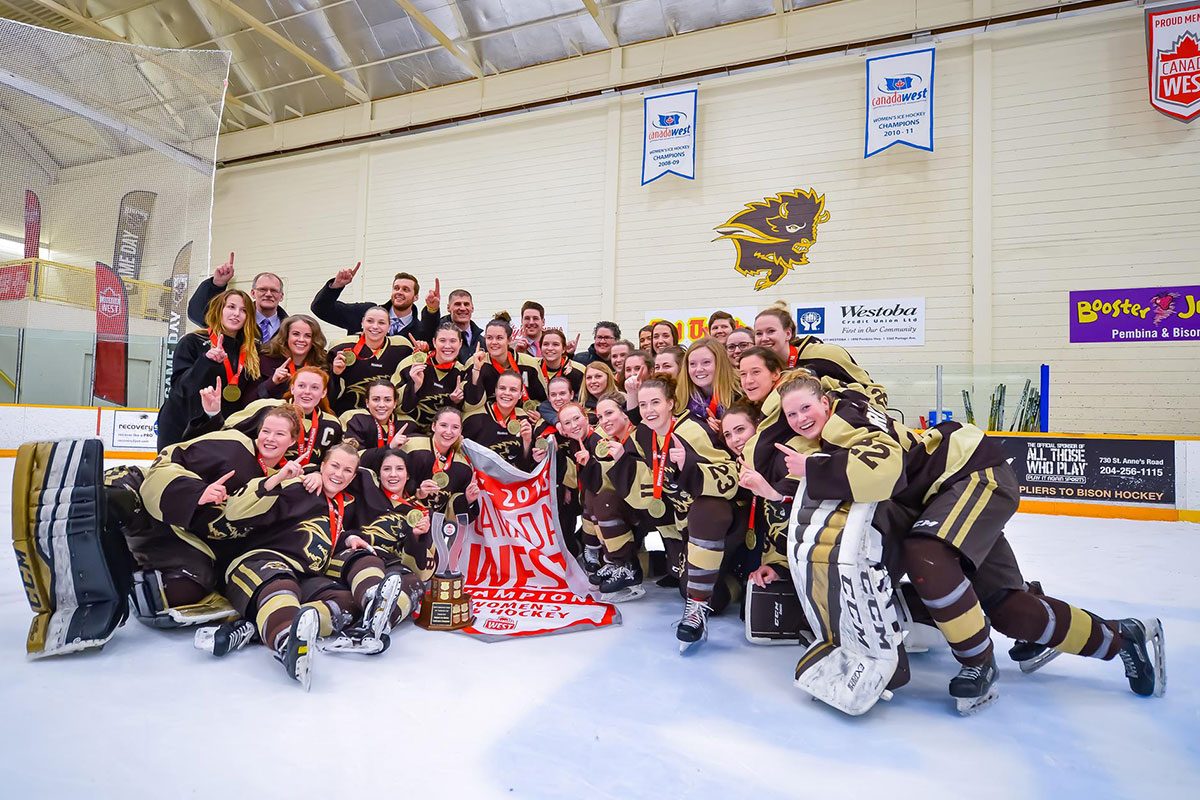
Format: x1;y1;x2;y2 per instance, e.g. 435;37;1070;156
491;352;529;401
651;419;678;500
432;359;457;372
297;410;320;465
257;455;281;476
540;359;564;381
787;345;799;368
374;416;394;448
432;439;457;478
353;335;385;361
389;492;428;512
211;331;245;389
287;359;297;376
706;392;720;419
748;497;757;537
327;492;345;546
491;403;517;429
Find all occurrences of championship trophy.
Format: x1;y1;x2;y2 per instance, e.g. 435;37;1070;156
415;512;474;631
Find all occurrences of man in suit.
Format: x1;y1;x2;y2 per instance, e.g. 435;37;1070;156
186;253;288;343
309;262;437;345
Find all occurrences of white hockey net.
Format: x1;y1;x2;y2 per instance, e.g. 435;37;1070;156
0;19;230;404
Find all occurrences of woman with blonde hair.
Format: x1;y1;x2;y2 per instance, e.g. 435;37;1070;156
256;314;328;400
157;288;261;450
578;361;617;421
674;337;740;429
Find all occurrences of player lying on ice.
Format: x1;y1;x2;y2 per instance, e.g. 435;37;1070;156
740;372;1166;715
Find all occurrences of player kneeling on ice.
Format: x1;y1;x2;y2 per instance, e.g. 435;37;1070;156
195;442;407;690
766;373;1165;715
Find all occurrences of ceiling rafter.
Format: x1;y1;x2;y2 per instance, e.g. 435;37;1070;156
181;0;274;125
581;0;618;48
0;106;60;181
203;0;371;104
25;0;269;123
443;0;484;75
393;0;483;79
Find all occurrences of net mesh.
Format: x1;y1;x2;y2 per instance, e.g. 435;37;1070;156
0;18;229;331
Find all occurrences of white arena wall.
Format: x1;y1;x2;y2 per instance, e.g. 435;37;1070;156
205;3;1199;436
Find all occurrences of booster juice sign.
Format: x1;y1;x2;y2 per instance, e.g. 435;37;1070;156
1069;285;1199;343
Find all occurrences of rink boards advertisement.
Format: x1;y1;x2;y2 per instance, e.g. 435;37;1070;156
1069;285;1199;343
998;435;1176;506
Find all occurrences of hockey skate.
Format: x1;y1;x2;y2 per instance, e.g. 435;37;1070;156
1117;618;1166;697
677;598;711;654
319;629;389;655
949;653;999;715
583;547;604;584
1008;640;1061;673
194;619;256;656
276;607;320;691
598;563;645;603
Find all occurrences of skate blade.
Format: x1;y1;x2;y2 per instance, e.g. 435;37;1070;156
369;575;404;640
319;635;388;655
599;586;646;604
677;632;707;655
955;687;999;716
1145;617;1166;697
295;611;319;692
1018;648;1062;674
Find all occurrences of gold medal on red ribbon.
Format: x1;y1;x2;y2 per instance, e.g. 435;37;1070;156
535;436;549;450
594;440;610;458
222;384;241;402
506;419;522;436
405;509;424;526
412;352;428;365
522;400;539;412
432;471;450;489
341;349;357;366
648;497;667;517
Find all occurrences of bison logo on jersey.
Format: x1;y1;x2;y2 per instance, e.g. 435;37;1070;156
714;188;830;290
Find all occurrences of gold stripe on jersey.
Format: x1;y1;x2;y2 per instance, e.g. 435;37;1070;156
937;603;988;645
818;410;905;502
140;430;255;522
349;563;384;594
918;424;987;503
224;476;292;522
672;417;739;499
950;468;999;548
1060;605;1095;656
338;408;371;428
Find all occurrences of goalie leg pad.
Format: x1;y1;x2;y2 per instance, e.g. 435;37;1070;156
786;484;904;714
12;439;130;658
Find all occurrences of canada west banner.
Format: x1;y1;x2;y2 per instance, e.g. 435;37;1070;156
642;86;697;184
458;441;619;640
865;47;935;158
1146;2;1200;123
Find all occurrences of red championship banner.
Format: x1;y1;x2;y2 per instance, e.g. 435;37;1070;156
457;440;619;639
94;262;129;405
1146;2;1200;123
0;190;39;301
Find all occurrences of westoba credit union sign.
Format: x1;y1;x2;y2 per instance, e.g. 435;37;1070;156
1146;2;1200;123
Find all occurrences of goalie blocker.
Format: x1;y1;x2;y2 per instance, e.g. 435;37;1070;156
11;439;135;658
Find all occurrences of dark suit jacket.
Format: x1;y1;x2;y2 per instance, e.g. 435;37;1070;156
186;277;287;344
310;279;437;342
440;316;484;363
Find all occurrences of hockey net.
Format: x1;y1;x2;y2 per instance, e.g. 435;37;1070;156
0;19;229;404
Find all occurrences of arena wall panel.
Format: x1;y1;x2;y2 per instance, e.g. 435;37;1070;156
208;5;1199;435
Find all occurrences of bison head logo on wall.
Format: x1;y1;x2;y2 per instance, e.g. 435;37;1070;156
714;188;830;291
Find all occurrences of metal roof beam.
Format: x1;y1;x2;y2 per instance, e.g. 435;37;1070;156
0;110;60;182
182;0;275;123
0;65;212;174
26;0;262;124
203;0;371;103
581;0;618;48
393;0;483;79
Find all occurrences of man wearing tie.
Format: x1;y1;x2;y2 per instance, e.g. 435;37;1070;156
310;262;438;345
186;253;287;344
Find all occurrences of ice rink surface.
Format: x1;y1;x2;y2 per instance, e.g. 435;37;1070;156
0;506;1196;800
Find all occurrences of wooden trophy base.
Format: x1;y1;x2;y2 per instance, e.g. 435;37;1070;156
415;571;473;631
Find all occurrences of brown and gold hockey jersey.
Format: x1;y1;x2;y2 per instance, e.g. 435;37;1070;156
792;335;888;408
393;355;480;434
401;436;477;519
358;494;437;581
327;335;413;416
215;399;343;466
469;349;546;404
617;413;739;520
140;429;281;538
462;403;535;471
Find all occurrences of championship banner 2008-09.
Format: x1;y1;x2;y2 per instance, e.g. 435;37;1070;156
865;47;935;158
456;441;619;640
1146;2;1200;123
642;86;697;185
